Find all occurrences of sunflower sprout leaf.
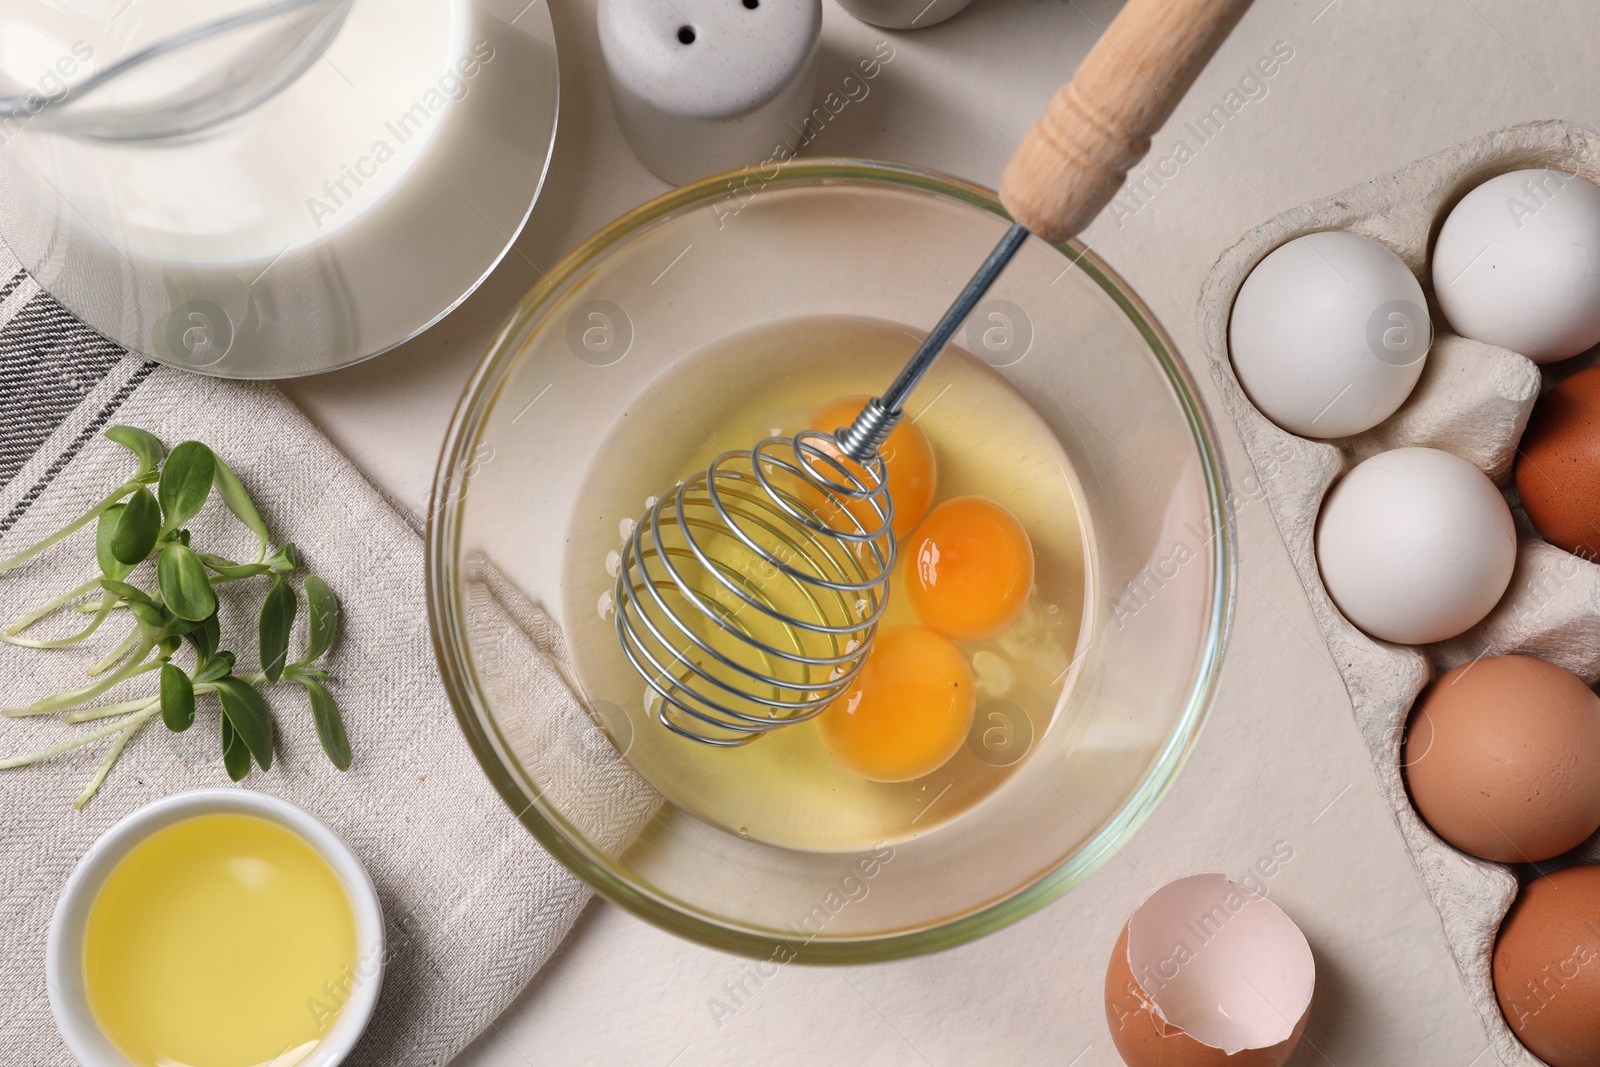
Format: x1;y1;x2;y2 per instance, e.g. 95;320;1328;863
105;426;164;478
95;505;133;581
110;487;161;564
258;578;296;683
160;663;195;732
302;574;340;664
212;456;268;560
300;677;351;771
198;553;268;580
214;677;273;769
157;441;215;531
157;543;217;622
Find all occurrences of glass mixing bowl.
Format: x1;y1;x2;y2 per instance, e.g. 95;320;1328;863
428;160;1234;961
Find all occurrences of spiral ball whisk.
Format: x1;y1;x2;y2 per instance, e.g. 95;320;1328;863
612;223;1032;747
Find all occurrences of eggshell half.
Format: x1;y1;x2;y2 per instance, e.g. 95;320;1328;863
1104;873;1315;1067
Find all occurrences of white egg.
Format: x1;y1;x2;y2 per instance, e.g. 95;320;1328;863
1316;447;1516;645
1432;169;1600;364
1230;231;1431;439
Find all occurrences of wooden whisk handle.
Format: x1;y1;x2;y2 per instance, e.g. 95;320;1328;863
999;0;1254;242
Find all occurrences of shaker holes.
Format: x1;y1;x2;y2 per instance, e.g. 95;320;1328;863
677;25;696;43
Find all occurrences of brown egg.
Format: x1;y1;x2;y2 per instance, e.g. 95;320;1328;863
1104;874;1313;1067
1518;366;1600;559
1404;655;1600;863
1494;865;1600;1067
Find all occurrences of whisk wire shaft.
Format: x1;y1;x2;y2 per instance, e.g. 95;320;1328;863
835;221;1032;461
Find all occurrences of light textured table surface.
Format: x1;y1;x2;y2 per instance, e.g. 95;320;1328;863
283;0;1600;1062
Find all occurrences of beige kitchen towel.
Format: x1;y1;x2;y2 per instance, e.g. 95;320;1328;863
0;255;653;1063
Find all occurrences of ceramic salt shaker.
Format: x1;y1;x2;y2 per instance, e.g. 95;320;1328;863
833;0;973;30
598;0;821;185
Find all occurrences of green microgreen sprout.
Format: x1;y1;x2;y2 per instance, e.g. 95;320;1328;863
0;426;350;807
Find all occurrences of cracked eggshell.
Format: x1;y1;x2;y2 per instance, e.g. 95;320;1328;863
1104;873;1314;1067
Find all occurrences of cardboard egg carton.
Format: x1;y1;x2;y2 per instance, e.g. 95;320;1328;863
1197;119;1600;1067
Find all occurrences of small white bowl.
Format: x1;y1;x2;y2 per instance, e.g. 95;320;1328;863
48;788;384;1067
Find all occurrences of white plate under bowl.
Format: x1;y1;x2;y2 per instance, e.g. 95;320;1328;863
0;0;558;378
47;788;385;1067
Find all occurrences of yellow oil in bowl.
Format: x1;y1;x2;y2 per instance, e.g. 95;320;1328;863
83;812;358;1067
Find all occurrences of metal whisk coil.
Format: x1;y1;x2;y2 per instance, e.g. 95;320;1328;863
614;430;896;745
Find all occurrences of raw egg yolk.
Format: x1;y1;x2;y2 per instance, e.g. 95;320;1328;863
906;496;1034;640
809;395;937;539
818;625;975;782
